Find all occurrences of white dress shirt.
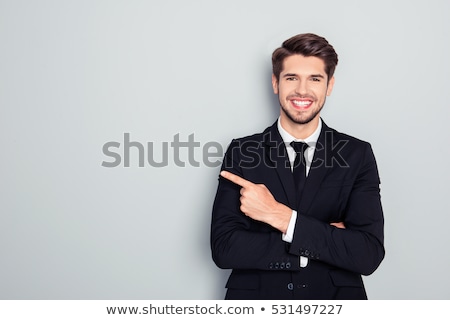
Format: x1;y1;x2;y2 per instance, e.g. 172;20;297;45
277;117;322;268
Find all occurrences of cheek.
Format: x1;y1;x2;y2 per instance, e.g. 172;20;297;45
315;87;330;99
279;85;294;96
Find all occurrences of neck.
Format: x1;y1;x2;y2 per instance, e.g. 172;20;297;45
279;114;320;140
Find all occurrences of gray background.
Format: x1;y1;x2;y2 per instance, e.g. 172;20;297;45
1;0;449;299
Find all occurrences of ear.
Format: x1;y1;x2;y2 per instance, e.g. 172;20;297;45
326;76;335;96
271;74;279;94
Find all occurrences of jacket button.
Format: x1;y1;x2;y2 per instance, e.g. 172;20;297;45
287;283;294;290
275;262;279;269
280;262;285;269
269;263;273;269
285;262;291;269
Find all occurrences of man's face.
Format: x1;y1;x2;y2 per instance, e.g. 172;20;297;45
272;54;334;127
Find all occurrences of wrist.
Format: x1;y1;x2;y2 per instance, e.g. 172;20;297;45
271;203;292;233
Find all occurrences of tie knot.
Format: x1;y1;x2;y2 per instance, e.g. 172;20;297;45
290;141;309;154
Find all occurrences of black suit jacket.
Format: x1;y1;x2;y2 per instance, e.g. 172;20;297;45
210;120;385;300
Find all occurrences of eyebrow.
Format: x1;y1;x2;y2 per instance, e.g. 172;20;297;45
282;73;326;79
282;73;298;78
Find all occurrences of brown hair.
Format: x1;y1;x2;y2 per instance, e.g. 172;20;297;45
272;33;338;82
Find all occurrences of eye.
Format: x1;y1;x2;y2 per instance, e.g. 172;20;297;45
286;77;297;81
311;77;321;82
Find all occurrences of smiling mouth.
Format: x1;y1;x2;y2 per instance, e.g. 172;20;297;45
291;99;313;109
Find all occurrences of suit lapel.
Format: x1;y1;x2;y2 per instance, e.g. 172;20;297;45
298;121;334;214
263;123;297;209
262;120;338;214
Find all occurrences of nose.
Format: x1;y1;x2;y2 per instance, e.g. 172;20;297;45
295;79;308;95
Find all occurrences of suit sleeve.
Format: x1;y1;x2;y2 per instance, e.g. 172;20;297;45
210;140;297;270
288;143;385;275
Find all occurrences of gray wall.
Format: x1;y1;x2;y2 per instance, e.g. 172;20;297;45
1;0;449;299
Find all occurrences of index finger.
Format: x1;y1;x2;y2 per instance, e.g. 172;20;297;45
220;171;253;188
330;222;346;229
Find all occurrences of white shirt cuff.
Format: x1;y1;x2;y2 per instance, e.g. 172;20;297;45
300;256;308;268
281;210;308;268
282;210;297;243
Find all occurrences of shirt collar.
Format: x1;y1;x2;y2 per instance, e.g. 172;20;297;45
277;117;322;146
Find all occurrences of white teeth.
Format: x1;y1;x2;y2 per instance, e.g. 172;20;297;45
292;100;311;106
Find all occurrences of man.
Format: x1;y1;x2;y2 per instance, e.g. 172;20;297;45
210;33;385;300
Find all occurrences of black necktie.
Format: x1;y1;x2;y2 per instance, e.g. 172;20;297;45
290;141;309;192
